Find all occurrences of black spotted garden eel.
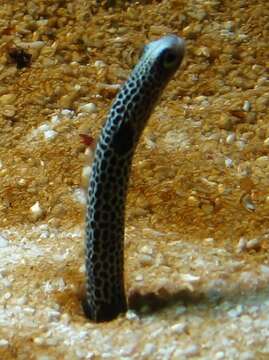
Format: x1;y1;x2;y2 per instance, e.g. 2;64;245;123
84;35;185;322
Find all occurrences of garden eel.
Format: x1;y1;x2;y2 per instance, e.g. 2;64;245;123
83;35;185;322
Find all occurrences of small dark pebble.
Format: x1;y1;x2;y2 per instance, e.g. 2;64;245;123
8;48;32;69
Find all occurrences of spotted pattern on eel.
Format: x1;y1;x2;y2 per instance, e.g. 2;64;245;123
84;35;185;322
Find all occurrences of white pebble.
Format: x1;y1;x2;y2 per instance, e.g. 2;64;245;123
140;245;154;255
79;264;86;273
40;230;50;239
135;274;144;281
150;327;164;339
24;307;36;315
226;133;236;144
19;41;45;49
184;344;200;357
237;237;247;252
73;188;87;205
144;136;156;149
74;84;81;91
0;234;8;248
264;137;269;146
51;114;60;125
225;158;233;168
34;337;46;345
215;352;225;359
204;237;215;244
79;103;97;113
236;140;246;150
16;296;27;305
243;100;251;112
38;123;50;132
260;265;269;275
227;305;243;318
241;194;256;212
170;322;187;334
60;109;75;118
2;278;11;288
180;273;200;283
81;166;92;185
126;310;139;320
94;60;106;68
3;292;11;300
44;129;57;141
85;147;94;158
47;309;60;321
246;238;260;250
142;343;157;356
18;178;26;186
0;339;9;347
30;201;43;220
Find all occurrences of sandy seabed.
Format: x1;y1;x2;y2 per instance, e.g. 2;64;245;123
0;0;269;359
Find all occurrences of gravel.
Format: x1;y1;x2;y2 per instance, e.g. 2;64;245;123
0;0;269;359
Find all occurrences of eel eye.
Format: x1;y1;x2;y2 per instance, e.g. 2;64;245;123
161;49;178;69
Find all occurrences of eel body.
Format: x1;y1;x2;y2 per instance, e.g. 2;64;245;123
84;35;185;322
